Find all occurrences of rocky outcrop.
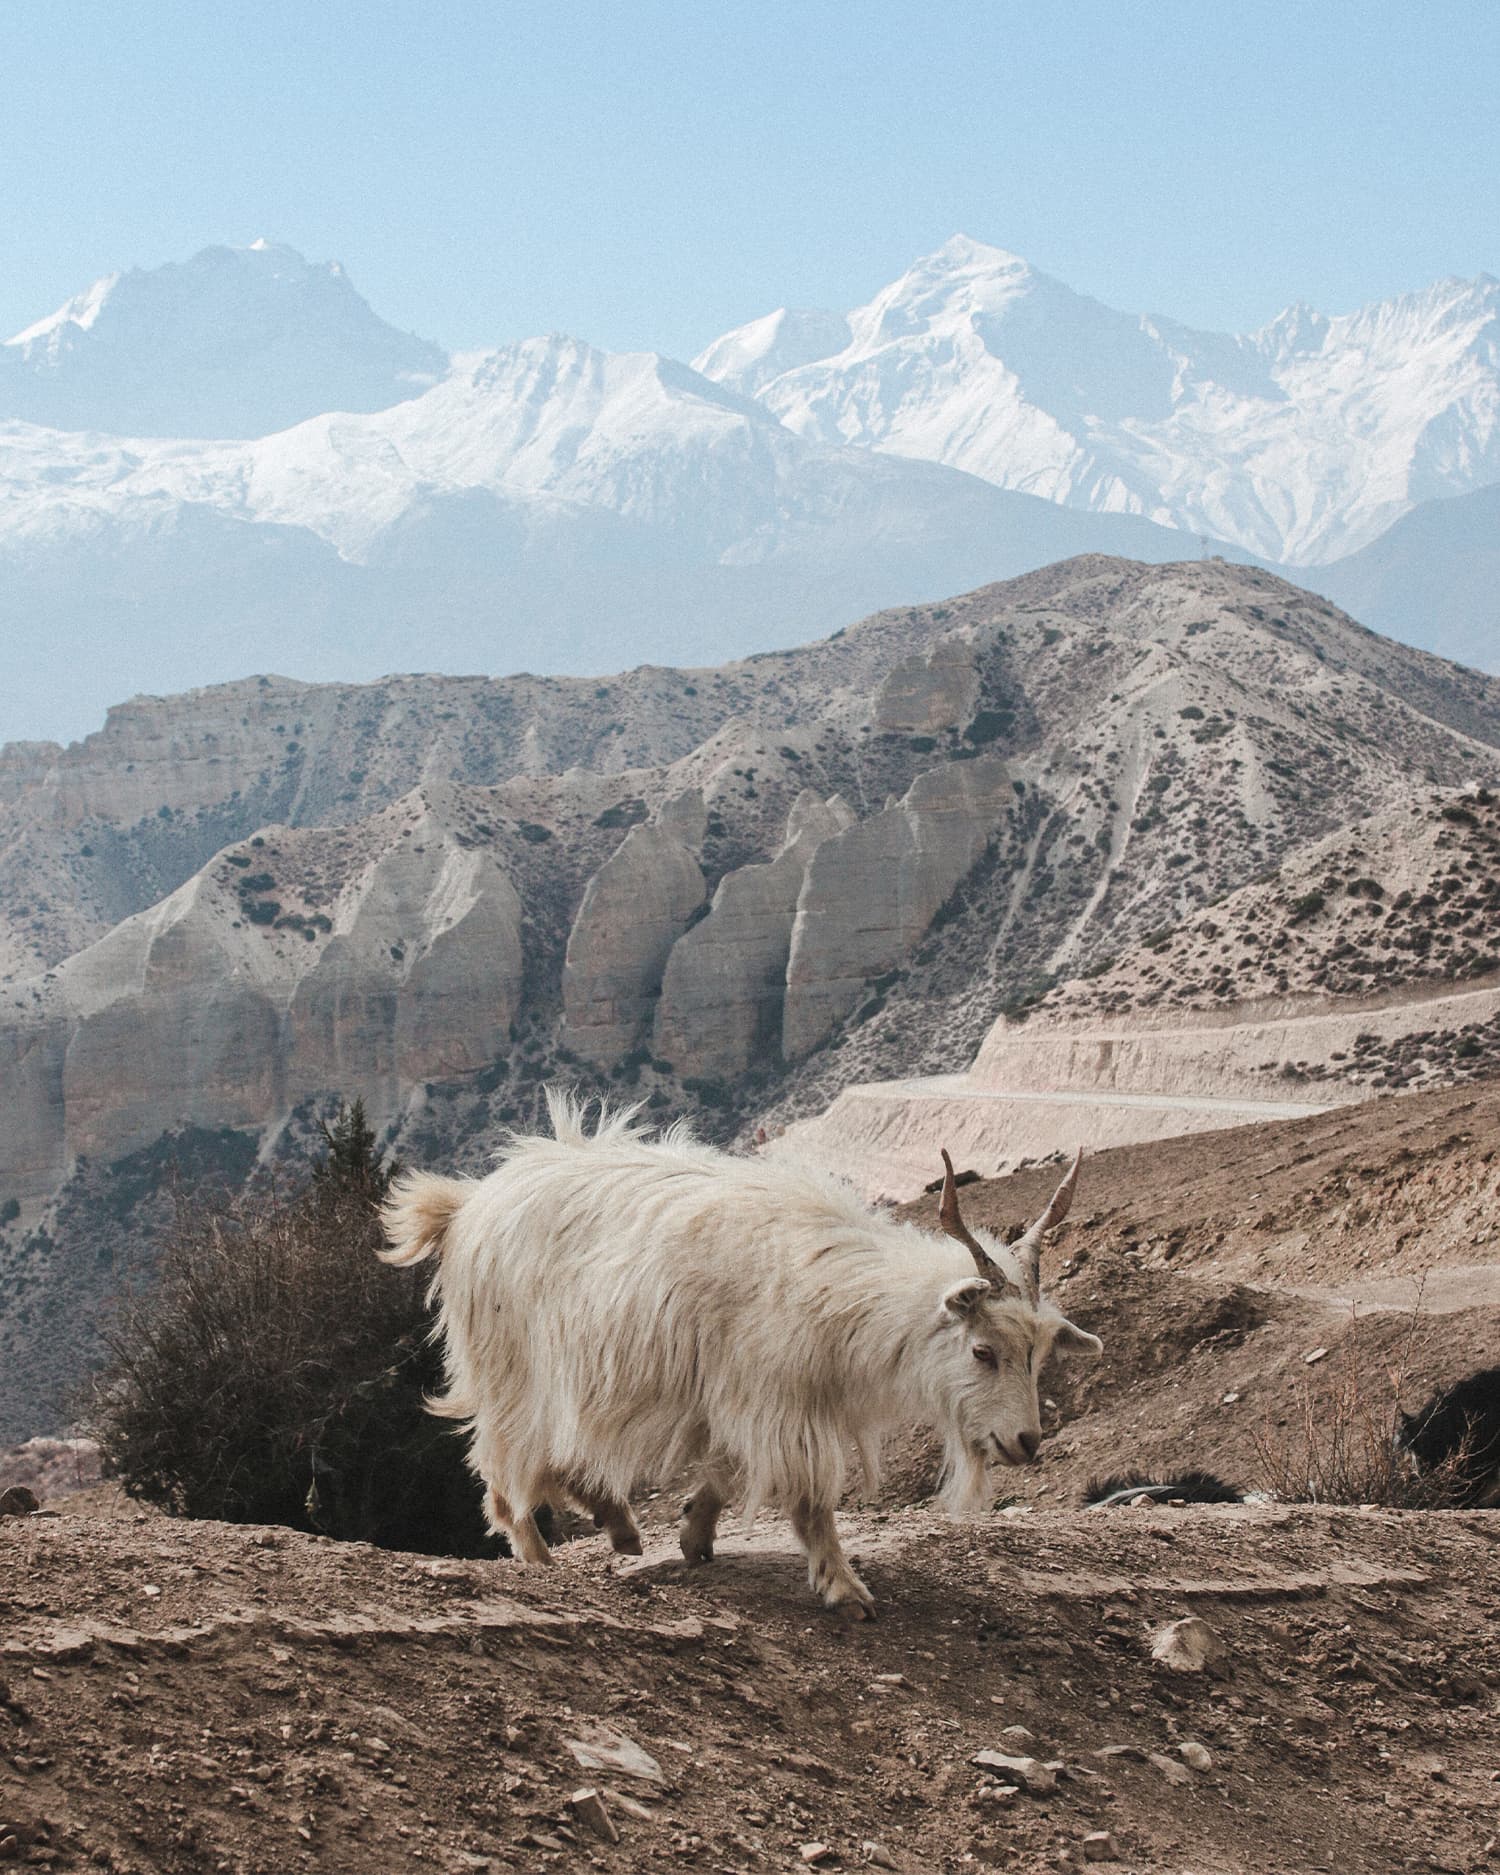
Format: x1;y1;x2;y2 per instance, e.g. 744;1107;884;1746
873;633;980;733
654;792;854;1079
562;794;707;1065
782;757;1012;1060
0;792;525;1199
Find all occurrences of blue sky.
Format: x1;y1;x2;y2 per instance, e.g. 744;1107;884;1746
4;0;1497;358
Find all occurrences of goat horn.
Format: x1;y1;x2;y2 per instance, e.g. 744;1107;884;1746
1013;1148;1083;1298
939;1148;1006;1288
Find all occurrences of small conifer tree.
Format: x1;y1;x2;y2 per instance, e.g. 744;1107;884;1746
91;1102;494;1555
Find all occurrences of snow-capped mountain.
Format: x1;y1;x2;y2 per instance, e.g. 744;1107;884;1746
0;317;1231;748
695;236;1500;565
0;241;445;438
0;331;1218;568
2;235;1496;749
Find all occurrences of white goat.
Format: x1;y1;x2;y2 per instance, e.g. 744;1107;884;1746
380;1093;1100;1617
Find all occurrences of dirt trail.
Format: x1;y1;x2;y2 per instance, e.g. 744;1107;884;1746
3;1498;1499;1875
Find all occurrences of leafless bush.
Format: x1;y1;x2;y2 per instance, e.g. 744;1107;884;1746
1253;1296;1475;1509
88;1106;495;1555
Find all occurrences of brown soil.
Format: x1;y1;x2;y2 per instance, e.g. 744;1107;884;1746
6;1078;1500;1875
4;1499;1499;1875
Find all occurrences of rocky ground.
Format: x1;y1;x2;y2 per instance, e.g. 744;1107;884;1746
3;1494;1497;1875
5;1077;1500;1874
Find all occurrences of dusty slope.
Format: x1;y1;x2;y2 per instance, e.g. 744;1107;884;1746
1021;788;1500;1039
895;1077;1500;1509
770;788;1500;1199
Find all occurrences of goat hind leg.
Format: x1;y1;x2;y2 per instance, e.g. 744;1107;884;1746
790;1498;874;1618
486;1483;553;1566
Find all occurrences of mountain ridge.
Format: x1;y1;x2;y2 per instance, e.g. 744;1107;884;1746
1;241;445;438
698;234;1500;565
4;556;1500;1434
1;238;1495;750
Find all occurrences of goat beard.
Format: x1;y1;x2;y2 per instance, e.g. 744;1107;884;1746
938;1439;992;1519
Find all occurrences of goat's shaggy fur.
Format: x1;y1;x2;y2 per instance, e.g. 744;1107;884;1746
1084;1468;1245;1508
381;1093;1100;1615
1397;1368;1500;1508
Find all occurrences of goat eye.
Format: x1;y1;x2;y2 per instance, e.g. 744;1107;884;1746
972;1345;997;1367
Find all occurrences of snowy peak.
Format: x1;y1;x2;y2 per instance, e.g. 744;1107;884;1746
1251;301;1331;361
0;242;448;438
691;306;853;398
697;236;1500;564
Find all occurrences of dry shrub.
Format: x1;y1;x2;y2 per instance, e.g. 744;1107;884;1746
1252;1297;1475;1509
89;1106;496;1556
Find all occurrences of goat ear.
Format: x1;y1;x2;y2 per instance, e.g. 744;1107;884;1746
940;1276;991;1319
1052;1318;1103;1358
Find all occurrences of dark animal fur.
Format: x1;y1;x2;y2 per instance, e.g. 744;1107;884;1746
1397;1368;1500;1508
1084;1468;1244;1508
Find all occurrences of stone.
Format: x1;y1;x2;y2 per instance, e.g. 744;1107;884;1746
1081;1834;1121;1863
0;1486;39;1516
1150;1616;1226;1676
568;1789;620;1844
1304;1346;1330;1365
563;805;706;1064
800;1846;835;1866
783;756;1011;1058
603;1787;656;1823
863;1844;899;1870
564;1726;665;1785
969;1750;1057;1794
1000;1725;1036;1749
1177;1740;1213;1772
1146;1751;1193;1787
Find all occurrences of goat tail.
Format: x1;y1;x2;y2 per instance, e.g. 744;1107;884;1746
379;1172;471;1267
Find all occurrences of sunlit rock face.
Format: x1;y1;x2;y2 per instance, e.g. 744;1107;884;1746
782;757;1012;1061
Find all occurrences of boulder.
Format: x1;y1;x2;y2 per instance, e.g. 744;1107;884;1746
1150;1615;1227;1676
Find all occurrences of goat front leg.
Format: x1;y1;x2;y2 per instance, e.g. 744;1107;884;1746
790;1498;875;1619
561;1474;643;1555
679;1466;733;1565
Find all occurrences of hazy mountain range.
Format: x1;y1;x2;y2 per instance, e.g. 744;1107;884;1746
2;237;1495;747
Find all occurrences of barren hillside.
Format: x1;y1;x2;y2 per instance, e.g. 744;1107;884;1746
770;788;1500;1200
6;555;1500;1436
